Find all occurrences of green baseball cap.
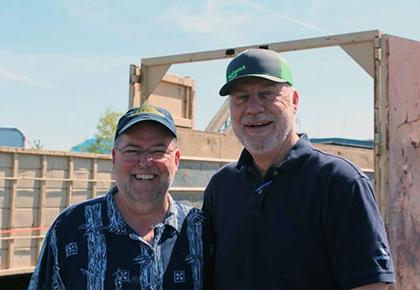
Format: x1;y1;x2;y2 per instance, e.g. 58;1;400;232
219;48;294;96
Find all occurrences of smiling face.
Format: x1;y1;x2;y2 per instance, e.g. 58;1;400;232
229;77;299;156
112;121;180;210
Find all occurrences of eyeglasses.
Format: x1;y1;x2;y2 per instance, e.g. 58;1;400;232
116;147;174;161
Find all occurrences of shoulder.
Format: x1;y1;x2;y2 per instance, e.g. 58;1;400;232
203;161;243;203
207;161;241;184
186;207;205;221
62;194;107;216
50;194;108;230
309;146;369;182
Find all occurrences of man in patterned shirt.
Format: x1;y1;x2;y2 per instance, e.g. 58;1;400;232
29;104;209;290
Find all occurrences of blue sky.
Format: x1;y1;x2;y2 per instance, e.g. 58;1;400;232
1;0;419;150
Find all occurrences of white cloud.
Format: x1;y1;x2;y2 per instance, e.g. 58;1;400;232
0;66;56;88
0;51;133;79
232;0;332;34
161;0;331;40
159;1;250;41
52;0;127;35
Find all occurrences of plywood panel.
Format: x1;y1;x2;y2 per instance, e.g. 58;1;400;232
46;156;68;170
17;155;40;170
45;170;67;179
15;189;39;208
44;188;67;208
45;208;64;226
71;190;91;204
0;153;12;168
73;180;90;189
10;247;34;269
97;159;113;172
73;157;92;172
174;160;228;188
13;237;35;249
13;208;38;228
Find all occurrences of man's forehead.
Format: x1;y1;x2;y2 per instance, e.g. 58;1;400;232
230;78;285;93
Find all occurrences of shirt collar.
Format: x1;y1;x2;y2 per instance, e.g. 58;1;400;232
162;194;191;233
107;187;191;235
236;133;314;175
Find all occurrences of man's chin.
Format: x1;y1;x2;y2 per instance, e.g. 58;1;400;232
243;142;275;154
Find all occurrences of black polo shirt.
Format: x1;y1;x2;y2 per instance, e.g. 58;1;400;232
203;134;395;290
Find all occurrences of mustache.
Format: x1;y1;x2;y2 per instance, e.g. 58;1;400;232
241;114;274;125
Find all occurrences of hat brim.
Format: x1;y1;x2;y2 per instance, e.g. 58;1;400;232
117;115;177;139
219;74;290;96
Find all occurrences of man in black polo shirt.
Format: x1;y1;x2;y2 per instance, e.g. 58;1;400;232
202;49;395;289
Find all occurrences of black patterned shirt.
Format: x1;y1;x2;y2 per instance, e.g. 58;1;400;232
28;187;206;290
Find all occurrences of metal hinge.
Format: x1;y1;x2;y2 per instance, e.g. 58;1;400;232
374;37;382;61
129;64;141;84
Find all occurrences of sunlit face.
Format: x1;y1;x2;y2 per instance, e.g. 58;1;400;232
112;121;180;206
229;78;299;155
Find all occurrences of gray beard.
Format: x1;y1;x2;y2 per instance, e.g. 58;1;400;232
232;120;292;155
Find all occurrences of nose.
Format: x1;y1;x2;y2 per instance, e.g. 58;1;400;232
244;94;265;115
137;152;153;163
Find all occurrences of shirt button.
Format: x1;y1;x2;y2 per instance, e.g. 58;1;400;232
273;170;279;176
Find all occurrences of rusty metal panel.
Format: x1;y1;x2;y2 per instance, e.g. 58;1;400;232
386;35;420;290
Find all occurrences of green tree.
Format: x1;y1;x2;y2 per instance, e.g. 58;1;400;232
31;139;44;149
83;108;123;154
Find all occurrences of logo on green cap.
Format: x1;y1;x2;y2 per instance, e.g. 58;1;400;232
228;65;246;81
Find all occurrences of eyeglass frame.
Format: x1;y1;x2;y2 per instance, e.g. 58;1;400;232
115;145;175;162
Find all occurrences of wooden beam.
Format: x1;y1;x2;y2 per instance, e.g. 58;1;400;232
34;155;47;262
6;153;18;269
141;30;381;67
92;159;98;199
66;157;73;207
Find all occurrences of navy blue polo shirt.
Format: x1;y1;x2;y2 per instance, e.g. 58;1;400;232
203;134;395;290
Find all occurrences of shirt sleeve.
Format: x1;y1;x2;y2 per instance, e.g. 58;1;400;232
202;180;216;290
325;175;395;289
27;226;66;290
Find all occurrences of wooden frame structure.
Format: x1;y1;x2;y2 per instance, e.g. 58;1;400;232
0;148;114;276
129;65;196;129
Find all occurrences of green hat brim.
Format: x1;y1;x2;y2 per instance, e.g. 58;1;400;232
219;74;291;96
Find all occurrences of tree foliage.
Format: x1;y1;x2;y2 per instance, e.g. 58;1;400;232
82;108;123;154
31;139;44;149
